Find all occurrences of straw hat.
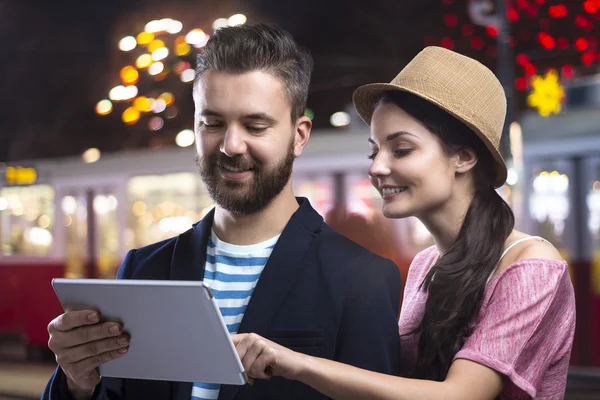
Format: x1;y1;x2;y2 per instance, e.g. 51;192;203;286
353;46;507;188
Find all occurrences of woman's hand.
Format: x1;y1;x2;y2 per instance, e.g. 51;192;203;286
232;333;309;384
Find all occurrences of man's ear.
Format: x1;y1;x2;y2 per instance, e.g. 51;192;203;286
293;116;312;157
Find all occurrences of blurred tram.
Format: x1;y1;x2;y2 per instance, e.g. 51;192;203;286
1;113;599;366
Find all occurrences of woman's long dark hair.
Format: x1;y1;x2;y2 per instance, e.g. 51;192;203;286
376;91;515;381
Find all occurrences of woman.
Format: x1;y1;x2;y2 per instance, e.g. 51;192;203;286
232;47;576;399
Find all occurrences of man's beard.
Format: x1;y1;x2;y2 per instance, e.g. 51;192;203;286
195;139;295;215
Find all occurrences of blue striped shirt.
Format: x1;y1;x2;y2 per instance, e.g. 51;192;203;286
191;229;279;400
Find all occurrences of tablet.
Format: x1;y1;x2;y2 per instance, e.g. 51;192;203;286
52;278;247;385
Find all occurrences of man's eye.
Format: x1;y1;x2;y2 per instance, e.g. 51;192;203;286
247;126;267;133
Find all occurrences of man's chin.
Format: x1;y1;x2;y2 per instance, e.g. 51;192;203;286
217;179;252;190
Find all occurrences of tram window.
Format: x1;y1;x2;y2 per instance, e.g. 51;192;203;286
126;173;214;248
529;170;570;246
0;185;54;256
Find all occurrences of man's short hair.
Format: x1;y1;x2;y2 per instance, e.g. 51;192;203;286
194;23;314;122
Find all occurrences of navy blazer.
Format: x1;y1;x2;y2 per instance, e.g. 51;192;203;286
43;197;401;400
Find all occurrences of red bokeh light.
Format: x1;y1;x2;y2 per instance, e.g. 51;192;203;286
507;8;520;22
517;0;529;9
549;5;568;18
537;32;555;49
562;65;574;79
516;77;528;91
584;0;597;13
525;63;538;76
443;14;458;27
440;37;454;49
575;37;589;51
470;36;484;50
582;51;595;65
575;15;592;30
516;53;529;66
486;25;499;37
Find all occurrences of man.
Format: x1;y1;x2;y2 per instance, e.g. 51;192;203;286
43;23;401;400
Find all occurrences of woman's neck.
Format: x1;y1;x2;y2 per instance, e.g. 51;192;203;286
417;191;474;256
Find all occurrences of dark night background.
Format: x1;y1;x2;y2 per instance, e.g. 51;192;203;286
0;0;598;161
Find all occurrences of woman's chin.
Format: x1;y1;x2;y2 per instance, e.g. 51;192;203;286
382;203;414;219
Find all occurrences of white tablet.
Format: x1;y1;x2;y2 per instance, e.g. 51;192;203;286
52;278;247;385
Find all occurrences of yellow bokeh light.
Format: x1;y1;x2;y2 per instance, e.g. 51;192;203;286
95;99;113;116
133;96;152;112
38;214;51;229
527;69;564;117
148;39;165;53
175;36;187;45
132;201;147;217
159;92;175;106
175;42;191;56
120;66;139;85
122;107;140;125
137;31;154;45
135;54;152;69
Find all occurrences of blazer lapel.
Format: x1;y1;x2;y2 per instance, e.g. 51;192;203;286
218;197;324;400
169;209;214;281
171;209;214;400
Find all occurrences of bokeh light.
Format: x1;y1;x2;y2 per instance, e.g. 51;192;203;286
118;36;137;51
82;148;101;163
122;107;141;125
180;69;195;83
136;31;154;45
228;14;247;26
120;66;139;85
176;129;195;147
148;62;164;76
135;54;152;69
159;92;175;106
148;116;164;131
95;99;113;116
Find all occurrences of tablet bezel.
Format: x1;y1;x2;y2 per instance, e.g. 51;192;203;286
52;278;247;385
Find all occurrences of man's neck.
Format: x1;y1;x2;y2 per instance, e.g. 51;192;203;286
212;188;299;245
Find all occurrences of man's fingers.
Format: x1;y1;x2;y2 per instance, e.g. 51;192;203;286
49;310;100;333
57;335;130;365
70;348;129;382
240;335;275;380
231;333;247;346
49;322;123;352
72;322;123;347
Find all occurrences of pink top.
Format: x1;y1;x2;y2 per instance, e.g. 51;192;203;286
399;245;576;399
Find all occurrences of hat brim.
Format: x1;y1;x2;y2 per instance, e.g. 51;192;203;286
352;83;507;188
